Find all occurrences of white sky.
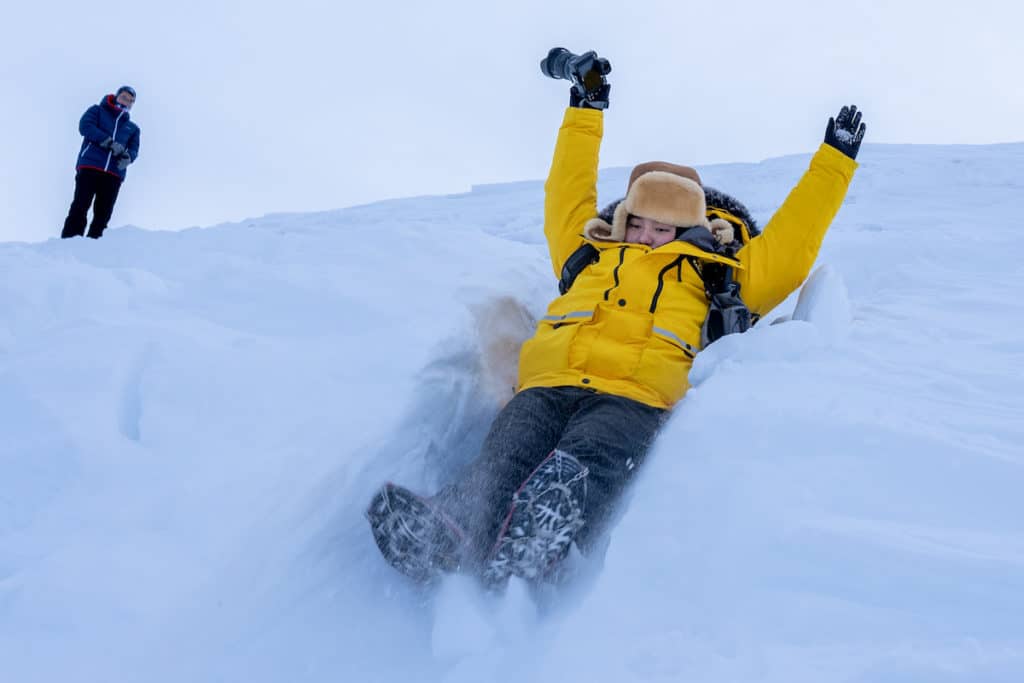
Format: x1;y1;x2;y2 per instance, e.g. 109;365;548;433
1;0;1022;243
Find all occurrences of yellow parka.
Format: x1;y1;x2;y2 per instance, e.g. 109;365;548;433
516;107;858;409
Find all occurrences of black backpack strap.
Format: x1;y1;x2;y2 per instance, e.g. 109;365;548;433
558;243;600;295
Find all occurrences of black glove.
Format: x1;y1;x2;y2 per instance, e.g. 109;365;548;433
570;80;611;110
824;105;866;160
109;141;126;156
116;153;132;170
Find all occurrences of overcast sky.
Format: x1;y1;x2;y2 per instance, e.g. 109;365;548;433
2;0;1022;243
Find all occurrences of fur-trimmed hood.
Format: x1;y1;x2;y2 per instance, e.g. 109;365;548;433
705;186;760;238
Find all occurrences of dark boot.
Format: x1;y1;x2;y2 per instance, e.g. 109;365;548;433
366;482;467;584
483;450;588;587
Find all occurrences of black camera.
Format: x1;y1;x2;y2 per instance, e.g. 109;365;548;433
540;47;612;108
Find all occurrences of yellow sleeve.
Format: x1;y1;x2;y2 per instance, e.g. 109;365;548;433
734;143;858;315
543;107;604;279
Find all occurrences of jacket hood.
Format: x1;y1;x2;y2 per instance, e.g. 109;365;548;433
704;186;759;237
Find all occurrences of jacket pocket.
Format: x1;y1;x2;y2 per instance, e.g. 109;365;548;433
540;310;594;329
518;310;592;380
651;325;699;359
569;302;651;379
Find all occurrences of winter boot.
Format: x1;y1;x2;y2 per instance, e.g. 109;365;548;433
483;450;588;587
366;482;466;584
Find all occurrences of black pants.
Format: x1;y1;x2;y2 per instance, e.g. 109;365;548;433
61;169;122;239
435;386;667;569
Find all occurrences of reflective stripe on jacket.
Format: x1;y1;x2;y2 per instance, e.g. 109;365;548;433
516;107;857;409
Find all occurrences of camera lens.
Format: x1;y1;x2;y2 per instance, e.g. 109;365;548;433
540;47;573;81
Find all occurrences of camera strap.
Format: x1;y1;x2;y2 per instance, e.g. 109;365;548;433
688;258;754;347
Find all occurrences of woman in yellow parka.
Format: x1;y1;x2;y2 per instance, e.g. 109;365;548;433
368;48;865;588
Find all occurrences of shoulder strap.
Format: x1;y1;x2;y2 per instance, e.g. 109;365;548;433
558;243;600;295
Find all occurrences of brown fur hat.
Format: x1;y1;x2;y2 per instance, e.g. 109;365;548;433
584;161;709;242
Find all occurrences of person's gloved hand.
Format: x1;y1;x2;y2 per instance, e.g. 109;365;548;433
570;81;611;110
824;105;866;160
116;153;132;170
99;137;113;149
109;141;126;156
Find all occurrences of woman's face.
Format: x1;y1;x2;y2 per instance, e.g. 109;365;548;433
625;215;677;248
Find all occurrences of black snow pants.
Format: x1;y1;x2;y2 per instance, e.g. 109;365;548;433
435;385;667;570
61;168;123;239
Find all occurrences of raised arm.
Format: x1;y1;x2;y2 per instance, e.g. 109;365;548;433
539;47;612;278
543;107;603;278
735;106;865;315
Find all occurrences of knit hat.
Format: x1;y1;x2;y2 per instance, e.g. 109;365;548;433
583;161;709;242
116;85;137;99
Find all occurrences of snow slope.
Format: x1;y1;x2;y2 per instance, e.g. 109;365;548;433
2;141;1023;682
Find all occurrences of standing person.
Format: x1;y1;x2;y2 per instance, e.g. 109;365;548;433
61;86;141;239
367;48;866;588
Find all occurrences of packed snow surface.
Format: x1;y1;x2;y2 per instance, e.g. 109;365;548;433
2;141;1023;682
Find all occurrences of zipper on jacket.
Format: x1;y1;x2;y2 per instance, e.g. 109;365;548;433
602;247;627;301
649;256;684;313
105;110;125;172
80;142;91;159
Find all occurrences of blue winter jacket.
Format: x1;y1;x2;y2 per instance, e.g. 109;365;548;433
75;95;141;181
